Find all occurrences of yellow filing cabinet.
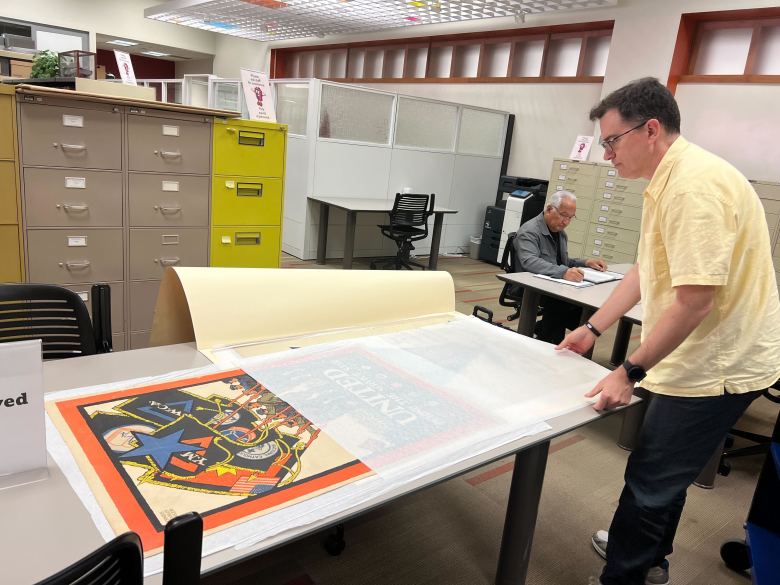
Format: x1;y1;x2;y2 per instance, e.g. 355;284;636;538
0;85;22;282
211;118;286;268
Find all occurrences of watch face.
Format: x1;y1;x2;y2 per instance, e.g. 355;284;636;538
624;361;646;382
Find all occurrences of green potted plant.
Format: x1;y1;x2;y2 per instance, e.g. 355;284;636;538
30;50;60;79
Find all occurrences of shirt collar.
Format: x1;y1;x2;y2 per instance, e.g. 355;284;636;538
536;211;553;237
645;135;689;201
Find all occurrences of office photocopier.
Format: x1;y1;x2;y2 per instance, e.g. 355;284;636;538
479;176;547;265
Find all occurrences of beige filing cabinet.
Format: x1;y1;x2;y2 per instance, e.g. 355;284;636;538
0;85;23;282
547;158;647;265
751;180;780;289
15;87;235;351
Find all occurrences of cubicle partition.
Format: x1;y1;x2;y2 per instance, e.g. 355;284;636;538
270;79;508;262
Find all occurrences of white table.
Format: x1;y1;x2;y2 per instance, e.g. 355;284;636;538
0;342;622;585
309;196;458;270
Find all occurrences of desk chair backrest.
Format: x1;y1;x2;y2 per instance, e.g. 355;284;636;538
498;232;525;312
0;283;98;359
389;192;435;235
35;531;143;585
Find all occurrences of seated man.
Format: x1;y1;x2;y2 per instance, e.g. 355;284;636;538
513;190;607;344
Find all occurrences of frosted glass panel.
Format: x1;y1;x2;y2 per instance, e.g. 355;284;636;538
395;98;458;151
213;81;241;112
755;27;780;75
276;83;309;136
458;109;505;156
693;28;752;75
319;84;394;144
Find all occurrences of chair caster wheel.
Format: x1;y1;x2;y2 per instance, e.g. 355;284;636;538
720;539;751;572
322;524;345;556
718;461;731;477
724;436;735;449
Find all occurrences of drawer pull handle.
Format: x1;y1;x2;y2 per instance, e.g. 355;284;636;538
235;232;261;246
616;185;627;191
57;143;87;153
60;203;89;213
238;131;265;147
157;150;182;159
63;260;91;270
156;205;182;214
237;183;263;197
157;257;181;266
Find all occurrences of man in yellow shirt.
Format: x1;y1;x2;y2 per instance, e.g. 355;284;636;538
557;77;780;585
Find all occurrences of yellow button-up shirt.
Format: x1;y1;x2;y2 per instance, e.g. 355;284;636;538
638;137;780;396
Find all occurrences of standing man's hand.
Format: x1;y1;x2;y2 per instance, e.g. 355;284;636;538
584;367;635;410
564;267;585;281
585;258;608;271
555;325;596;355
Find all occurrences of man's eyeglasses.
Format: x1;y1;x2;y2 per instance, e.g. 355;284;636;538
599;120;648;153
552;207;575;221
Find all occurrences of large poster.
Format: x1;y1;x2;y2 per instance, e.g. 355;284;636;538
47;369;370;554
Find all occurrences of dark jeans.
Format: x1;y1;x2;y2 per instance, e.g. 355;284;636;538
600;389;763;585
535;296;581;344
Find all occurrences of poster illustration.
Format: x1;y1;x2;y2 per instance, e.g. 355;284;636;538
240;68;277;122
47;369;370;553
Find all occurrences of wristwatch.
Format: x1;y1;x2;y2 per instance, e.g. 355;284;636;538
622;359;647;383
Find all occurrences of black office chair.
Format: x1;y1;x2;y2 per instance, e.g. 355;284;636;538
0;283;112;359
498;232;524;321
370;193;435;270
36;512;203;585
35;531;143;585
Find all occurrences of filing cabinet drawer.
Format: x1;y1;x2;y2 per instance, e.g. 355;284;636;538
213;119;286;178
549;172;597;189
591;213;641;232
597;177;647;195
129;173;210;227
128;115;211;174
0;161;17;224
550;183;595;197
597;189;644;208
210;226;280;268
550;159;599;177
129;279;161;332
211;176;283;226
774;238;780;261
566;218;587;243
760;197;780;215
585;235;637;256
24;168;122;227
0;225;22;282
567;241;585;260
588;222;640;246
112;333;126;352
27;228;123;284
62;282;125;335
129;228;208;280
0;92;13;160
587;247;635;264
591;201;643;221
765;213;779;238
20;103;121;169
130;331;151;350
752;181;780;200
598;165;621;179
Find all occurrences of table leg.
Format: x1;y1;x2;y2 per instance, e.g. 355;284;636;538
428;213;445;270
579;307;596;360
317;203;329;265
516;288;541;337
610;319;633;367
343;211;357;269
495;441;550;585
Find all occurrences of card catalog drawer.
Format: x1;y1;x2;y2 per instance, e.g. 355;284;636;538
588;222;640;246
597;189;644;208
128;115;211;174
62;282;125;335
210;226;280;268
213;119;286;178
27;229;123;284
591;201;643;221
24;168;122;227
20;103;121;169
129;279;161;332
585;235;637;256
550;159;599;177
550;183;595;198
588;248;635;264
591;214;641;232
128;173;210;227
596;177;647;195
211;176;283;226
129;228;208;280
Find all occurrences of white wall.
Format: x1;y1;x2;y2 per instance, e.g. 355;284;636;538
175;58;214;77
212;34;269;79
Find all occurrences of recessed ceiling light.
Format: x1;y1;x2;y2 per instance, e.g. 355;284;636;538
141;50;170;57
106;39;138;47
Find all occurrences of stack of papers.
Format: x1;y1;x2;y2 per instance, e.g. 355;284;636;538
532;269;624;287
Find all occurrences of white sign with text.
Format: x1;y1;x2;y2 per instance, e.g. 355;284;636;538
0;340;46;480
569;135;594;161
114;50;137;86
240;68;276;122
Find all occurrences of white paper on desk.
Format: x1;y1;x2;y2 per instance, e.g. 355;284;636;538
532;273;593;287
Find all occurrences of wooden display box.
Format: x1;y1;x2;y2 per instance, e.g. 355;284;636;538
58;50;95;79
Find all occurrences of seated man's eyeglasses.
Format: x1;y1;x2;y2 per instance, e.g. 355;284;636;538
599;120;648;153
553;207;575;221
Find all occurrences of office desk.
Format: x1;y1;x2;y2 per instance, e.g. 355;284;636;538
309;196;457;270
497;264;642;365
1;342;620;585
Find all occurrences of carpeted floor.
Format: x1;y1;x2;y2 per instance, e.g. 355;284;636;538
203;253;776;585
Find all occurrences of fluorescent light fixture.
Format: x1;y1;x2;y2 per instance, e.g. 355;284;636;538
141;50;171;57
106;39;139;47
